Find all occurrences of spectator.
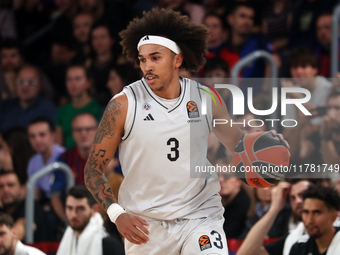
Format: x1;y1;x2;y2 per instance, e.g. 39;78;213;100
0;39;56;101
225;3;273;96
27;118;65;200
157;0;205;24
203;13;228;63
71;12;95;65
243;185;291;239
0;65;57;134
0;128;35;184
0;171;50;242
217;159;250;239
295;89;340;167
52;113;98;222
0;212;46;255
237;179;316;255
86;24;125;105
316;13;333;77
289;185;340;255
203;59;230;101
282;48;332;165
0;39;24;99
56;185;125;255
106;64;141;97
262;0;292;51
0;8;16;39
56;65;102;148
77;0;130;39
13;0;50;65
289;0;333;48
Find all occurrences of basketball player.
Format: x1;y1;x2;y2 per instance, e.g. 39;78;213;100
84;8;287;254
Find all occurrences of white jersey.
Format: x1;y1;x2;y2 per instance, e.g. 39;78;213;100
118;77;223;220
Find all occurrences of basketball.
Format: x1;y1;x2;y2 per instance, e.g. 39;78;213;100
232;132;290;188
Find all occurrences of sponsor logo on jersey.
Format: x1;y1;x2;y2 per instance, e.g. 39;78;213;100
198;235;212;251
186;101;199;118
143;113;154;121
143;103;151;110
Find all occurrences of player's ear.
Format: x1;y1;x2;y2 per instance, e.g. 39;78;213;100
174;54;183;68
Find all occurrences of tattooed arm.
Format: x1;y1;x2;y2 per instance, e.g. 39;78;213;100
84;93;149;245
84;95;125;210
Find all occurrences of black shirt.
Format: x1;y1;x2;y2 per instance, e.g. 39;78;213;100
11;200;50;242
223;189;250;239
264;233;288;255
289;227;340;255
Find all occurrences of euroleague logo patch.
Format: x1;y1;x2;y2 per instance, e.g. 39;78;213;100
186;101;199;118
198;235;212;251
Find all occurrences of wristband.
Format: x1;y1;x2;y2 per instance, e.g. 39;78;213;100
107;203;126;223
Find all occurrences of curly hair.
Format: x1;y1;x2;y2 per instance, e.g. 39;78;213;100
120;8;208;71
302;184;340;211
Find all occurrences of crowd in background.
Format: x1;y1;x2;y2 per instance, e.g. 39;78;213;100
1;0;340;254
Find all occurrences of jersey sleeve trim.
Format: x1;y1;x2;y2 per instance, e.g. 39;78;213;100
122;86;137;141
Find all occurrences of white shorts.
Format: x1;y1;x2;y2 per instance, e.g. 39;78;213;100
125;210;229;255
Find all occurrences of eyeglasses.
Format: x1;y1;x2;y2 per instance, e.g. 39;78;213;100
16;78;38;86
72;126;97;133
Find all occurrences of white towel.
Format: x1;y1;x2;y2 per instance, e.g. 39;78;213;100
326;230;340;255
283;222;305;255
57;213;107;255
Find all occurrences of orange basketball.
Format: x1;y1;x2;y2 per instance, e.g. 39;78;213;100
232;132;290;188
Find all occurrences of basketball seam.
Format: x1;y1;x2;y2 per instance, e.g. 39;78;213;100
253;145;287;154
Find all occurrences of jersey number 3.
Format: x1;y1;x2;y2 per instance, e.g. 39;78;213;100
167;138;179;161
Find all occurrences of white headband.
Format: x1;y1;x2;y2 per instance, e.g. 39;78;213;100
137;35;181;54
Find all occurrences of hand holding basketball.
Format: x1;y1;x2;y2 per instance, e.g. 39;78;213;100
232;131;290;188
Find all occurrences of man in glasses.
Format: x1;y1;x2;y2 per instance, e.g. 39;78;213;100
0;65;57;134
50;113;98;222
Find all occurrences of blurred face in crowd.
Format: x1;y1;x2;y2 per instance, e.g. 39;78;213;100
290;181;310;219
218;172;241;197
327;95;340;121
72;114;97;151
91;26;113;55
66;67;90;98
302;198;337;239
1;48;23;72
28;122;54;155
107;70;124;96
290;64;318;89
66;196;94;233
0;224;16;255
256;186;272;205
78;0;100;12
0;173;23;208
204;15;225;46
317;15;332;47
73;13;94;44
16;67;41;104
228;6;254;36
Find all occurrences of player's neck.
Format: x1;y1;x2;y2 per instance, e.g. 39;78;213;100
315;226;335;254
153;74;181;100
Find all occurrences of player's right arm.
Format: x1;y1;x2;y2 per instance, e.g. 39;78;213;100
84;93;149;245
236;182;291;255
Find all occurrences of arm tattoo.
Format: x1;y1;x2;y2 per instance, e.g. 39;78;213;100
85;100;122;210
94;99;121;144
84;155;117;210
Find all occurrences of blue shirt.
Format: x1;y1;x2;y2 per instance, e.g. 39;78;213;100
27;144;65;198
0;97;57;134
